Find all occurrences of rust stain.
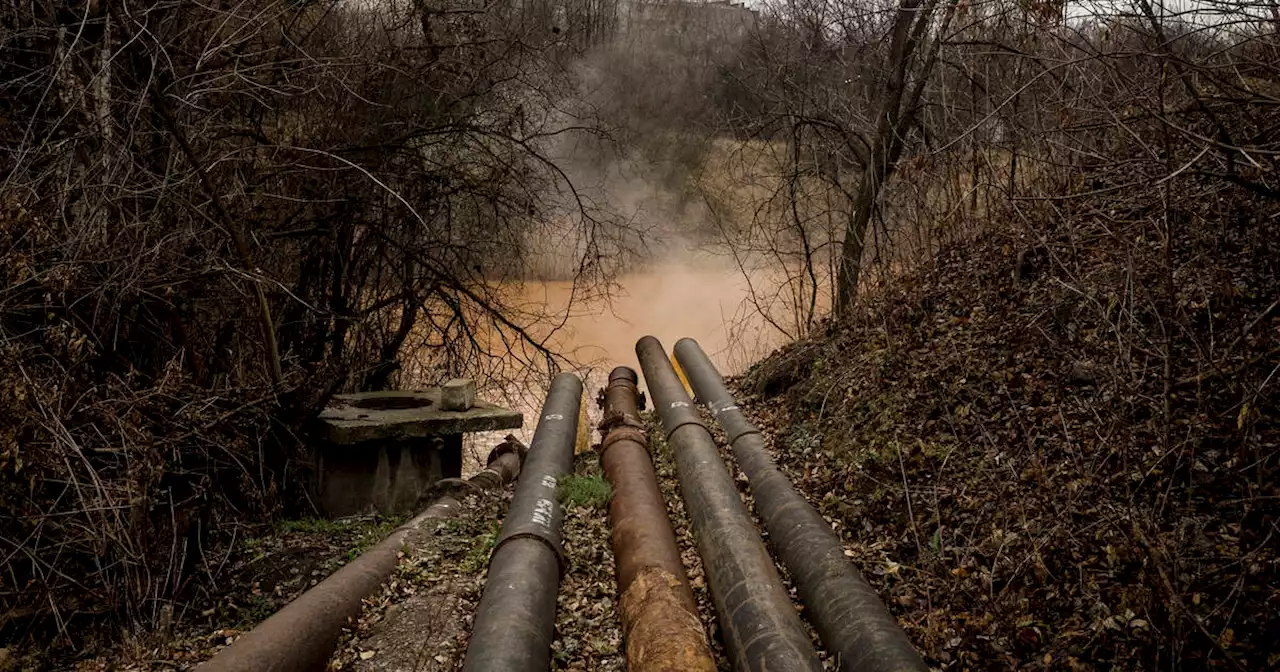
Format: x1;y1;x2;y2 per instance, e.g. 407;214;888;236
619;567;717;672
599;367;715;671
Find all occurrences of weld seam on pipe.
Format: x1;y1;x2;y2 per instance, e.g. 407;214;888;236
636;336;823;672
707;399;760;446
599;425;648;456
674;338;928;672
196;440;526;672
656;413;706;441
463;372;583;672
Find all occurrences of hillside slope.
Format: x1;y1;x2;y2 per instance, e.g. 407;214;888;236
740;196;1279;669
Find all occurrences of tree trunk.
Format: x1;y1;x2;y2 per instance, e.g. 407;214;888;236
835;170;876;316
834;0;952;317
834;0;923;316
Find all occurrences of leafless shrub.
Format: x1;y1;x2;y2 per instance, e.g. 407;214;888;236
728;0;1277;666
0;0;625;645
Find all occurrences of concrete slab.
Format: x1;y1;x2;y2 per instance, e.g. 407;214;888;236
315;437;449;516
351;588;469;671
317;389;522;445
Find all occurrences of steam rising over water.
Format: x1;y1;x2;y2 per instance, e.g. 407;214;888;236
458;251;792;471
522;253;785;379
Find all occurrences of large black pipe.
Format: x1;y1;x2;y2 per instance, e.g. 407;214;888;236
674;338;928;672
462;372;582;672
635;336;823;672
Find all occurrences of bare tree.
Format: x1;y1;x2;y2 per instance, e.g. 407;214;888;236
829;0;956;314
0;0;625;638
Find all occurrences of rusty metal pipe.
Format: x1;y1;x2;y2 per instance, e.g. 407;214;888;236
463;372;582;672
598;366;716;672
635;337;823;672
196;436;529;672
422;435;526;518
674;338;928;672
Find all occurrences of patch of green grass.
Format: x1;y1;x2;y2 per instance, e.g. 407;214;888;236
239;535;268;558
346;517;405;560
785;422;823;456
590;638;618;655
557;474;612;509
435;517;471;534
279;515;407;560
461;521;502;573
233;593;278;628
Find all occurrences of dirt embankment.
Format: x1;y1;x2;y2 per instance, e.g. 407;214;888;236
737;201;1279;669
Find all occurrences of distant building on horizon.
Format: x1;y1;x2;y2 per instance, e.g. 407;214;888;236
620;0;756;38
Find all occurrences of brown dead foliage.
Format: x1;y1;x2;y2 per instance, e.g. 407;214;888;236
741;173;1279;669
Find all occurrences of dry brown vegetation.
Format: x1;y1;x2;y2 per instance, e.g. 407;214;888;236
707;0;1280;340
724;3;1280;668
0;0;630;656
3;0;1280;668
743;116;1279;672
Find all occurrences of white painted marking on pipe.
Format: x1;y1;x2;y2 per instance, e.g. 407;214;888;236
670;401;689;408
541;475;558;489
531;498;555;527
543;413;564;421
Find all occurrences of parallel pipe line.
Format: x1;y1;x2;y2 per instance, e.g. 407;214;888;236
598;366;716;672
636;336;823;672
463;372;583;672
674;338;927;672
197;437;528;672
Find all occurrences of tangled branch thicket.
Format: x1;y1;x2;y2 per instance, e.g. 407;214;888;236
728;0;1278;667
701;0;1280;338
0;0;620;639
2;0;1278;664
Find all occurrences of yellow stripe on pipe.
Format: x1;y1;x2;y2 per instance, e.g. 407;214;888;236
575;384;591;454
671;350;693;398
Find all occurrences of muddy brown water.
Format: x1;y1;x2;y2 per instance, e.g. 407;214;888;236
517;259;785;376
453;254;799;473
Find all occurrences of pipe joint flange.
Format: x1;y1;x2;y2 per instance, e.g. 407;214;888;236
599;426;649;459
723;426;762;446
491;462;572;578
487;434;528;466
433;476;487;499
661;416;706;441
599;409;644;433
491;529;570;577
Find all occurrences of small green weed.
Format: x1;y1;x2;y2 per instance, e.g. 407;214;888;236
234;593;278;628
346;517;405;560
461;521;501;572
557;474;612;509
785;423;823;456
